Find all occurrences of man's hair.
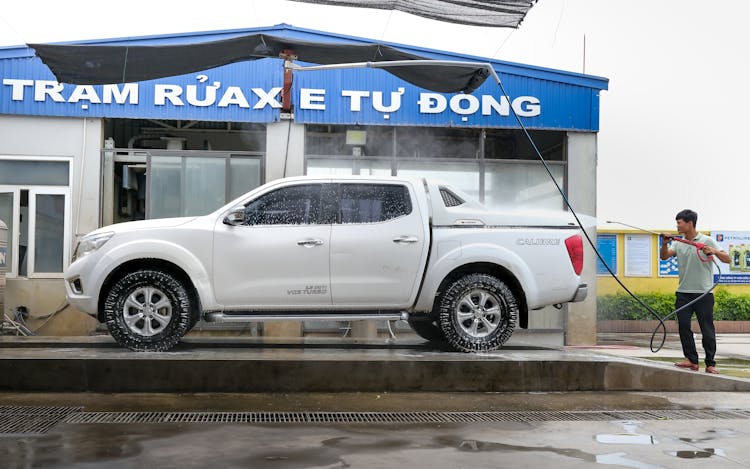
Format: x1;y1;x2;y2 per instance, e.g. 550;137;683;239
676;209;698;227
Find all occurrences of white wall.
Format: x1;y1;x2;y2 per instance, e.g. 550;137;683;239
0;115;102;334
0;115;103;242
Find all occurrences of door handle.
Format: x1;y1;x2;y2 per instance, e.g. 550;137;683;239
297;238;324;247
393;235;419;244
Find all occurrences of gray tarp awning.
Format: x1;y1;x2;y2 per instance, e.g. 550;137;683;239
287;0;537;28
28;34;494;93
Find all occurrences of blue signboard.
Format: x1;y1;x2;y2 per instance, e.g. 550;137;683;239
714;274;750;284
0;57;283;123
0;27;608;130
658;235;679;277
292;67;600;130
596;234;617;275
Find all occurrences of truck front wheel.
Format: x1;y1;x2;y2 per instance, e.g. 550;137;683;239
437;274;518;352
103;269;194;351
407;315;445;343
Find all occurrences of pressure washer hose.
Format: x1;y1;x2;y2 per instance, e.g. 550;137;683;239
492;76;722;353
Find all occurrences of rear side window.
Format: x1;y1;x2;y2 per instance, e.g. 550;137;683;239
244;184;323;225
338;184;412;224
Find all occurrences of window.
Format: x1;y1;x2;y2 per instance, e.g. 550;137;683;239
306;158;391;177
306;125;395;157
244;184;323;226
139;152;263;220
229;157;262;201
305;125;567;211
32;192;66;273
396;161;481;202
0;160;69;185
338;184;411;224
485;129;564;161
484;162;564;210
396;127;480;159
0;158;71;277
0;191;13;274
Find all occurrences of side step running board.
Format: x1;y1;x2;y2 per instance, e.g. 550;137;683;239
204;311;410;323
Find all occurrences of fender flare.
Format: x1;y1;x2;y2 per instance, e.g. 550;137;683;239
92;239;216;316
414;242;538;314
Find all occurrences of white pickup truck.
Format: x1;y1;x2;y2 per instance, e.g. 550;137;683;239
64;176;587;352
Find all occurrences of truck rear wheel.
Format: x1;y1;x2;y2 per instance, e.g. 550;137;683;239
437;273;518;352
103;269;194;351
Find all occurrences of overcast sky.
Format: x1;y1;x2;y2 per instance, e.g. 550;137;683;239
2;0;748;230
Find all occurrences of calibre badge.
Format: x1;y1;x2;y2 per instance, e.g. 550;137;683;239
516;238;560;246
287;285;328;295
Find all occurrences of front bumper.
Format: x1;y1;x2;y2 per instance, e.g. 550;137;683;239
64;277;98;317
64;257;100;317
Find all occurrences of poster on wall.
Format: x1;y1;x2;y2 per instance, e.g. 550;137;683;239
658;234;679;277
624;234;652;277
711;231;750;284
596;234;618;275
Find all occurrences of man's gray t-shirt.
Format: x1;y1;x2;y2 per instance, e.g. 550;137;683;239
671;233;719;293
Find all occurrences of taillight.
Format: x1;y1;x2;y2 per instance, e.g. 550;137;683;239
565;234;584;275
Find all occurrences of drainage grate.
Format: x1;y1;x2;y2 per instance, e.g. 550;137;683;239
64;409;750;425
0;406;82;435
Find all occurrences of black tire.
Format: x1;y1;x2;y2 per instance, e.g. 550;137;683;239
407;315;445;343
437;273;518;352
103;269;194;351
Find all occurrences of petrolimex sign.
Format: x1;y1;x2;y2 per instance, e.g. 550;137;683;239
0;60;585;128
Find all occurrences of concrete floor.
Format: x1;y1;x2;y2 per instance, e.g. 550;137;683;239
3;334;750;393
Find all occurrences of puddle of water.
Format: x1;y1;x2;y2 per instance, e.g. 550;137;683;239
596;422;656;445
667;448;726;459
596;434;656;445
681;428;738;443
435;436;596;462
596;452;666;469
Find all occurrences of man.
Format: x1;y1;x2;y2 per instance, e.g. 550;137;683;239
660;209;730;374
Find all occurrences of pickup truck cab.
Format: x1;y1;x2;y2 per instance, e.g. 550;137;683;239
64;176;587;352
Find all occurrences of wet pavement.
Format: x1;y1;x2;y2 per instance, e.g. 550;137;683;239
596;332;750;362
590;333;750;379
2;333;750;467
2;395;750;468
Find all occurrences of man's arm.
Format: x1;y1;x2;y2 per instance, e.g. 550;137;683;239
660;235;675;260
702;239;730;264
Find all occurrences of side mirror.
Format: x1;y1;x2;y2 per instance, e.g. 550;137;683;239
223;207;246;226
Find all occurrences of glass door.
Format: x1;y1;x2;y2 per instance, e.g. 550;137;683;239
0;189;18;277
27;188;70;278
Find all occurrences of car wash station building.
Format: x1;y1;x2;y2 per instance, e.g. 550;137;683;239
0;24;608;344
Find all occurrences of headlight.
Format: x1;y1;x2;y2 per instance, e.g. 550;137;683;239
72;232;114;261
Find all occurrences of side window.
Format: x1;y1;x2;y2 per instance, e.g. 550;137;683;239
338;184;412;224
244;184;322;225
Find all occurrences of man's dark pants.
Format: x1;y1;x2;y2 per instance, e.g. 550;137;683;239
675;292;716;367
